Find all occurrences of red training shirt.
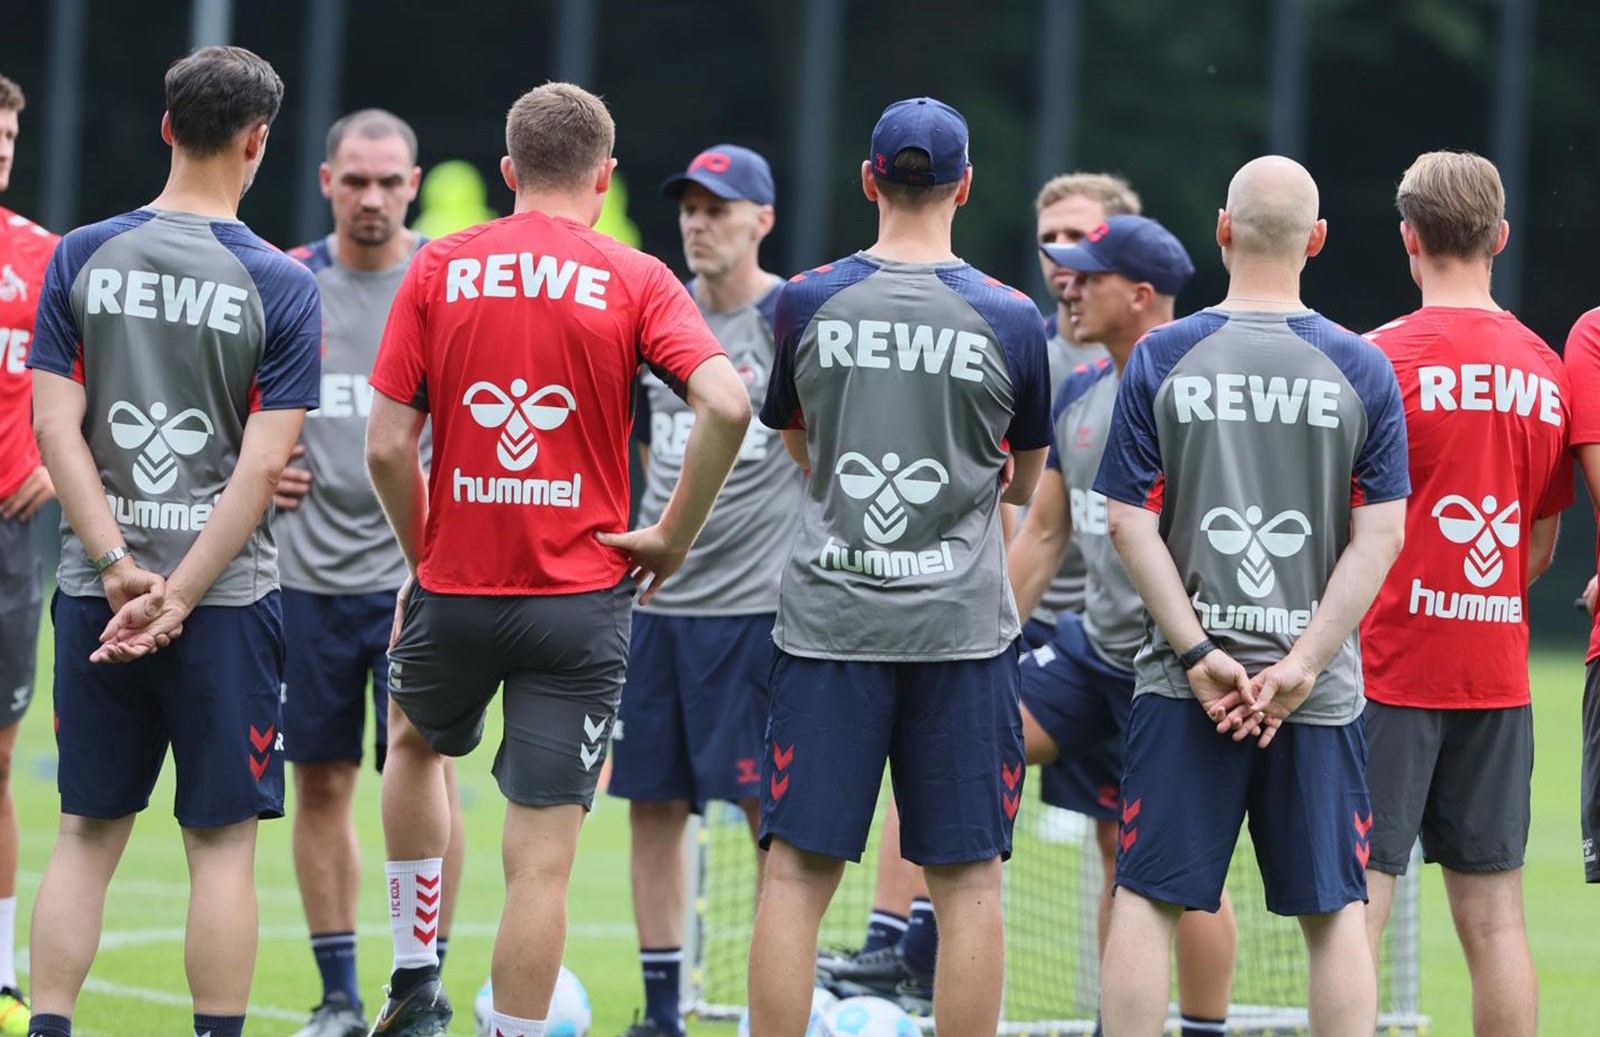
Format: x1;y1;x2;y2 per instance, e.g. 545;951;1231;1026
0;207;60;500
1564;308;1600;664
370;210;725;596
1361;307;1572;708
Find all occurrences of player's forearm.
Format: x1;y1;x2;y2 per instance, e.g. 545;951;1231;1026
1008;524;1069;621
780;427;810;471
1285;499;1405;675
1528;514;1560;587
34;377;124;562
1107;499;1209;654
1001;448;1047;506
166;409;305;608
369;454;427;575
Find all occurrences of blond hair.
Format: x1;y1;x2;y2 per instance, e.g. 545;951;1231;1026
1396;151;1505;260
1035;172;1141;217
0;74;23;113
505;82;614;192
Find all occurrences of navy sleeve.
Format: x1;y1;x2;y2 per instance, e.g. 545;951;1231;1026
25;242;81;379
1046;359;1112;472
1094;342;1166;509
936;268;1052;451
1289;315;1411;505
759;258;875;432
632;376;652;446
26;212;153;380
217;227;322;411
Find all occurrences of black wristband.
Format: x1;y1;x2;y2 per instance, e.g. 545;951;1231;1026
1177;638;1218;671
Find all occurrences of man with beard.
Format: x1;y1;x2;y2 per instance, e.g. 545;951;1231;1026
277;110;467;1037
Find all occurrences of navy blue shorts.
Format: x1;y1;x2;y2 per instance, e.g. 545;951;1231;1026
608;611;771;810
760;644;1025;867
52;591;286;829
1020;613;1130;822
1020;616;1055;651
1114;695;1369;916
280;587;395;770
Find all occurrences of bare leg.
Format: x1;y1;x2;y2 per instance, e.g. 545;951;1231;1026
441;760;466;944
1364;868;1398;966
923;858;1006;1037
1100;887;1181;1037
748;839;845;1037
0;724;21;902
1299;903;1377;1037
381;702;450;862
1442;867;1537;1037
27;814;136;1017
1174;891;1237;1022
629;800;691;949
291;761;361;936
490;802;586;1019
739;796;765;890
182;820;261;1014
1093;819;1117;955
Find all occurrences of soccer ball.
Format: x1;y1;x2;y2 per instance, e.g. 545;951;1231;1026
819;995;920;1037
474;967;593;1037
738;986;839;1037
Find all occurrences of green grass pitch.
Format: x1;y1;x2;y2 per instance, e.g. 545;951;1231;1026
12;615;1599;1034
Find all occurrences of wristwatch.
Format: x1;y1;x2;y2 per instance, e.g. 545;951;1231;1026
90;545;130;574
1177;637;1218;671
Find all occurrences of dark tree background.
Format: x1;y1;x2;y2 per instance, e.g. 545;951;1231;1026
2;0;1593;641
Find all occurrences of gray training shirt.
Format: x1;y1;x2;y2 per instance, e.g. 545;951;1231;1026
634;278;803;615
1046;357;1144;671
759;253;1052;662
1032;315;1109;625
27;209;321;606
1095;309;1409;725
277;236;429;596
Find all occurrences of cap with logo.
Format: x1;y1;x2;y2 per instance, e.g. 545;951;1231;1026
868;98;970;185
1040;214;1195;296
660;144;776;206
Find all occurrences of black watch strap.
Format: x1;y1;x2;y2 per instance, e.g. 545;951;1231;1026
1177;638;1218;671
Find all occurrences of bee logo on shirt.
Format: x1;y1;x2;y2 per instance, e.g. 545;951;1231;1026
1200;505;1312;599
462;379;576;471
1433;494;1520;589
835;450;950;545
0;264;25;303
108;400;217;495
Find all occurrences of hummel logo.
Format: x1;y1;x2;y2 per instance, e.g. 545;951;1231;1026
463;378;576;471
109;400;216;495
835;450;950;545
579;713;608;771
9;685;28;714
1433;493;1520;589
1201;505;1311;599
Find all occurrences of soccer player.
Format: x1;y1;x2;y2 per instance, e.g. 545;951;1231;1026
608;144;799;1037
275;110;466;1037
25;47;319;1037
1359;152;1569;1037
1009;215;1237;1037
1570;312;1600;891
365;83;750;1037
750;97;1051;1037
0;71;57;1033
1095;156;1409;1037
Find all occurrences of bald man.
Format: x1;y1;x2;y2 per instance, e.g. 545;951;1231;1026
1094;157;1410;1037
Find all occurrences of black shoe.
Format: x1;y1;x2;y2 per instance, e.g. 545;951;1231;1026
615;1009;678;1037
895;970;933;1017
291;990;368;1037
368;973;452;1037
815;944;905;1000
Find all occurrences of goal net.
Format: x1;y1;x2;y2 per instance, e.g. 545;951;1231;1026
683;785;1427;1034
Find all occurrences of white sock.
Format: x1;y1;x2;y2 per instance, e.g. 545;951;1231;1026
386;858;443;971
0;896;16;987
489;1009;546;1037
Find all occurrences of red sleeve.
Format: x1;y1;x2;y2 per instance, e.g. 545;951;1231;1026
1538;360;1577;517
1565;310;1600;447
635;260;725;397
370;252;431;411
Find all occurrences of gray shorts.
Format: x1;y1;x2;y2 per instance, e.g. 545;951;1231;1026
387;580;632;809
0;514;41;728
1583;661;1600;882
1365;699;1532;875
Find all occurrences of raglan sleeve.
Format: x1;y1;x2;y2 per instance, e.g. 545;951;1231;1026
1094;340;1166;511
370;250;432;411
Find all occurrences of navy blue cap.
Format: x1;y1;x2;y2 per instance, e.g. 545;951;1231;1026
868;98;970;186
1040;215;1195;296
660;144;775;206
